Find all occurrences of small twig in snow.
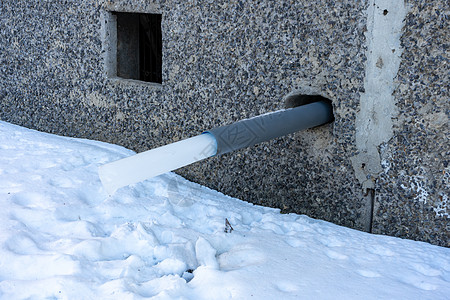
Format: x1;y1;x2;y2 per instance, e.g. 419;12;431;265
225;218;234;233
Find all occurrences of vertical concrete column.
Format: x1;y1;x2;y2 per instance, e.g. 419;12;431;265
350;0;407;232
351;0;407;190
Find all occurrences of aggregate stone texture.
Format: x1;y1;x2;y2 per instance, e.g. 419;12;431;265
160;0;371;233
1;0;446;246
373;1;449;247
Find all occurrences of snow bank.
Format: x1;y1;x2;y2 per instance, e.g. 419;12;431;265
0;121;449;299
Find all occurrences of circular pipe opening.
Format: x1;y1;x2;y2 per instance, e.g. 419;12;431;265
284;94;334;123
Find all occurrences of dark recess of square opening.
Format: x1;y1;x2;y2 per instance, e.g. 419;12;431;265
115;12;162;84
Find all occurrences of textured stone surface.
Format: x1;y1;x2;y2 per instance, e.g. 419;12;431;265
159;0;371;232
0;0;448;246
373;1;449;246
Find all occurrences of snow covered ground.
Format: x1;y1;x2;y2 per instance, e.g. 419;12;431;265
0;121;449;299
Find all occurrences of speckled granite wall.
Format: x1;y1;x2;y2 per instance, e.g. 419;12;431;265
0;0;448;246
373;1;449;246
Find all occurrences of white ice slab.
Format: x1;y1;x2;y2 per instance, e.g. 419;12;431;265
98;133;217;194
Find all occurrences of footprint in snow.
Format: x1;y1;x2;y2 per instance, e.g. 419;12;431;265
318;236;346;247
285;237;306;248
49;176;80;188
403;276;438;291
357;269;382;278
9;205;57;235
218;245;266;271
10;191;53;209
0;180;22;194
276;281;300;293
5;233;44;255
367;244;396;257
410;262;443;277
325;249;348;260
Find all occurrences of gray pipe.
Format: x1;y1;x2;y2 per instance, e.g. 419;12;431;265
206;100;334;156
99;99;334;194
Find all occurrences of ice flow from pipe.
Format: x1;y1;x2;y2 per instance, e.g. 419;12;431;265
99;134;217;195
99;100;334;195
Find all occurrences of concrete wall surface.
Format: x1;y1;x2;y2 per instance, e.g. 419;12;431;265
0;0;448;246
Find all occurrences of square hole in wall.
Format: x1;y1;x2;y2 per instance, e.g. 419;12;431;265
112;12;162;84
